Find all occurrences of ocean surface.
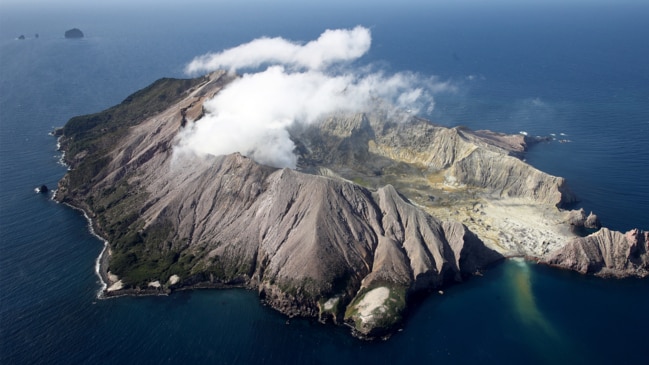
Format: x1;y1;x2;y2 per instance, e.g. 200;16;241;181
1;1;648;364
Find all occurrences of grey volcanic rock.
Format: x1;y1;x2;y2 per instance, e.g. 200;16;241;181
543;228;649;278
65;28;84;39
293;113;576;207
585;212;602;229
565;208;602;233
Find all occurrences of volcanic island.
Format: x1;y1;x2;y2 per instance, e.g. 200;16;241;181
54;71;648;339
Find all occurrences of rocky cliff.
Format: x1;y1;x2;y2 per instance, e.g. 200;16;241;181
544;228;649;277
55;71;648;338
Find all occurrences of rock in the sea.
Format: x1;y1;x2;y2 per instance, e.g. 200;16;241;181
37;185;49;194
64;28;84;39
51;127;64;137
585;212;601;229
565;208;602;233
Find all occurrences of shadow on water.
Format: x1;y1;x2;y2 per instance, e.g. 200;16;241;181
506;258;580;364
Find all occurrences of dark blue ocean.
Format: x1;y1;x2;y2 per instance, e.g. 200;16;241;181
1;1;648;364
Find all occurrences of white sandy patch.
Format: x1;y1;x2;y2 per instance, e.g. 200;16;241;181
107;280;123;292
355;287;390;323
371;164;579;259
148;281;161;288
420;196;576;257
107;272;119;282
478;198;575;256
323;297;339;311
168;274;180;285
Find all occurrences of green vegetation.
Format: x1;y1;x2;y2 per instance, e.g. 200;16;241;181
60;76;207;188
202;256;253;283
351;176;371;188
58;75;209;288
104;217;201;287
63;77;206;157
67;156;110;191
344;282;408;334
110;249;188;286
271;276;323;300
372;285;407;329
318;296;342;317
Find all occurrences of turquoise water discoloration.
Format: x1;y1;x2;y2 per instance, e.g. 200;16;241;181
505;259;578;364
508;259;557;334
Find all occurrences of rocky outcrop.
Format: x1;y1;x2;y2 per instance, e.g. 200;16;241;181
64;28;84;39
543;228;649;278
564;208;602;233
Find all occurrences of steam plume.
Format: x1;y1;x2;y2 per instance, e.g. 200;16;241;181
175;26;455;168
186;26;371;73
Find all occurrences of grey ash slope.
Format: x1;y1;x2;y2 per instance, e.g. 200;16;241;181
56;71;649;338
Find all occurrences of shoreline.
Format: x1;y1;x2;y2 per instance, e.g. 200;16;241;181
55;179;257;299
96;242;108;295
57;199;111;298
54;134;111;296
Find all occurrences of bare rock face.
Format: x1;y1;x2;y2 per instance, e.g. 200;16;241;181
294;113;576;207
55;70;647;338
585;212;601;230
543;228;649;278
64;28;84;39
565;208;602;233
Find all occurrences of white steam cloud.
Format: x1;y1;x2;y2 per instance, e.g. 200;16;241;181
185;26;371;73
175;26;455;168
